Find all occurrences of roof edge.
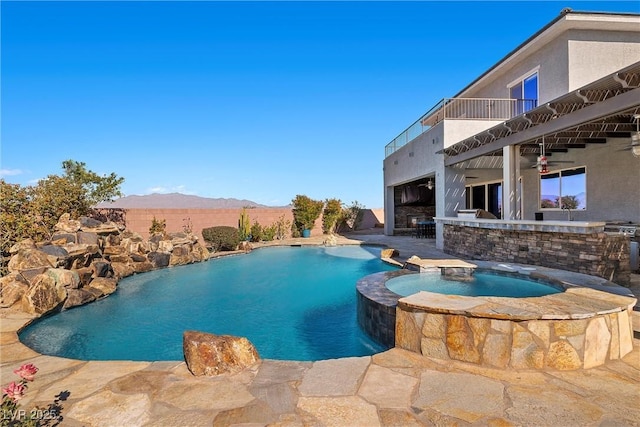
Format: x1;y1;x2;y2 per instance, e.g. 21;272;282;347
452;9;640;99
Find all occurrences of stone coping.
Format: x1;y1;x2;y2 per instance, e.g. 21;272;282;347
405;258;477;269
434;216;606;234
359;261;637;322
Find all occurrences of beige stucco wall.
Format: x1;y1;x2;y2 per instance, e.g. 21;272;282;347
567;30;640;90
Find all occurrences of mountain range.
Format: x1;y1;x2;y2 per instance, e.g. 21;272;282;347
96;193;281;209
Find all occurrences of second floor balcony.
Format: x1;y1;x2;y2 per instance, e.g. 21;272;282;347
385;97;537;157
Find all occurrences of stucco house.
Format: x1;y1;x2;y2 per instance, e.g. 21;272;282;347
383;9;640;249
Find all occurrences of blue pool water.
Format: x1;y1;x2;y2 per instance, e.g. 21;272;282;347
20;246;397;362
386;272;562;298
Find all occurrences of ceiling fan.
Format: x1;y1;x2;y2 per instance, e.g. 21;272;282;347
417;179;434;190
527;137;574;172
619;114;640;157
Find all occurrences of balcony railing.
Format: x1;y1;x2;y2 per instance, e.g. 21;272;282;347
385;97;537;157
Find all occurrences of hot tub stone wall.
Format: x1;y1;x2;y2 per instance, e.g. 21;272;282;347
442;225;631;286
396;306;634;370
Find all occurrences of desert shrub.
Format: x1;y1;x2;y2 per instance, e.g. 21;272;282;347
250;221;263;242
202;226;240;251
338;201;365;232
149;216;166;235
262;224;276;241
322;198;342;234
274;215;291;240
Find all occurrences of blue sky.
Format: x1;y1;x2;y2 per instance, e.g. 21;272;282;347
2;1;638;208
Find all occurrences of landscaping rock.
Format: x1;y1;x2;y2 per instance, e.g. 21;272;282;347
88;277;117;296
158;240;174;253
183;331;259;376
109;254;132;264
55;213;82;232
46;268;81;289
192;243;210;261
111;262;135;279
147;252;170;269
21;274;66;315
170;246;192;266
63;288;97;309
103;245;127;257
0;273;30;308
77;231;99;245
9;239;36;254
8;249;53;273
51;233;76;244
79;216;103;229
381;248;400;258
133;261;154;273
75;267;94;286
40;245;70;266
129;253;147;263
91;260;113;278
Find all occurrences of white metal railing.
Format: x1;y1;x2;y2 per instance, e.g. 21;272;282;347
385;97;537;157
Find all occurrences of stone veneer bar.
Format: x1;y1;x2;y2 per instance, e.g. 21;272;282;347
434;217;631;285
359;262;637;370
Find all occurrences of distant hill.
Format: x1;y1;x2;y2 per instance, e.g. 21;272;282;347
541;192;586;209
96;193;281;209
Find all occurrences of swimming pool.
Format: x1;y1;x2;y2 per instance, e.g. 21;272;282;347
385;271;563;298
19;245;397;361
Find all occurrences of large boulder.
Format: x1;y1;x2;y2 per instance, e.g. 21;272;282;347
0;273;30;308
63;288;97;310
75;267;94;287
79;216;122;235
103;245;127;257
147;252;170;269
46;268;81;289
132;261;154;274
8;249;53;274
40;245;70;267
91;260;113;278
88;277;117;297
55;213;81;233
157;240;174;253
170;246;192;266
111;262;135;279
183;331;259;376
64;243;100;259
21;274;67;315
9;239;36;254
77;231;99;245
192;243;210;262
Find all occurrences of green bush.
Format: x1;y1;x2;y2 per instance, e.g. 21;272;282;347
262;224;276;241
202;226;240;251
322;198;342;234
291;194;324;234
250;221;263;242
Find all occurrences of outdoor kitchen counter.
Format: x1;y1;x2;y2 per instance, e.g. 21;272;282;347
434;217;606;234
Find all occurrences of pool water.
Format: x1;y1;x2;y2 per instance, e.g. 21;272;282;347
19;246;397;362
386;271;563;298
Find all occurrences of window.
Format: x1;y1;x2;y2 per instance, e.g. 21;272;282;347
509;71;538;116
540;167;586;209
466;181;502;218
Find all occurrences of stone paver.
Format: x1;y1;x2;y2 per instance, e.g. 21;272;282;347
1;233;639;426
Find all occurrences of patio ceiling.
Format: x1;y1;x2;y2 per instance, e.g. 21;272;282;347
443;61;640;165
